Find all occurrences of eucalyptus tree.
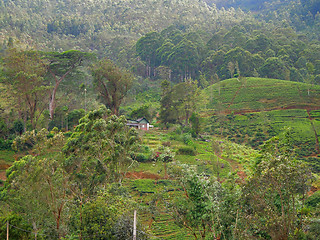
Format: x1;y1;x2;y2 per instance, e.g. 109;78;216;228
168;163;241;240
91;59;133;116
160;80;200;126
3;48;50;130
63;106;139;198
45;50;94;120
4;129;70;239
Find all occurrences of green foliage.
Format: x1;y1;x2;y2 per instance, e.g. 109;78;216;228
92;59;133;116
0;139;12;150
0;213;33;240
306;191;320;209
168;163;240;239
81;185;148;240
160;80;201;125
132;179;157;194
134;152;151;163
3;130;69;238
177;146;197;156
239;134;313;239
63;106;139;197
3;48;51;129
129;104;152;120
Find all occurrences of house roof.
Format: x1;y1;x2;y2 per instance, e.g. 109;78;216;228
136;117;149;123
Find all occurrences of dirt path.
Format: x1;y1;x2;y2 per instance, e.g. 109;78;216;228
216;153;246;182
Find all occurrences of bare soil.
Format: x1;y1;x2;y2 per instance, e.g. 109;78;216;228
0;170;6;182
125;171;162;180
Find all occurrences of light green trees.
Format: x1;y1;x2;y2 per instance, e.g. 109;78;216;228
5;129;69;239
240;134;313;239
3;48;50;130
63;106;139;196
169;164;240;239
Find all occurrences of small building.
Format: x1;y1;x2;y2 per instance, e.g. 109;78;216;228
127;117;150;130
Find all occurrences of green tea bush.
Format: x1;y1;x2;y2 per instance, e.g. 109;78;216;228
306;191;320;208
135;153;151;163
182;133;193;145
177;146;197;156
0;138;13;150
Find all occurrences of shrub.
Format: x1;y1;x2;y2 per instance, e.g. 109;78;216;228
162;141;171;147
0;138;13;150
306;191;320;208
177;146;197;156
182;133;193;145
135;153;150;163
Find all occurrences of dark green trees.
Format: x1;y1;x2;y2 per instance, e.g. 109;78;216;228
92;59;133;116
159;80;200;126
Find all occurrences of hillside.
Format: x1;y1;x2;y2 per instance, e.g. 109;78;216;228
0;0;250;58
202;77;320;171
204;77;320;112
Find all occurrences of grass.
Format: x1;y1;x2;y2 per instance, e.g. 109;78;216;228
0;150;16;164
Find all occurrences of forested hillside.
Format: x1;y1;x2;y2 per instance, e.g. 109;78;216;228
1;0;320;239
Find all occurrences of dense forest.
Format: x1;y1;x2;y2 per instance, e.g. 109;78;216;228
0;0;320;239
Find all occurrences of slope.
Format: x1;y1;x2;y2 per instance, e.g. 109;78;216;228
202;77;320;171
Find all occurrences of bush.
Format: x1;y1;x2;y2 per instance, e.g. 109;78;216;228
182;133;193;145
306;191;320;208
177;146;197;156
162;141;171;147
0;138;13;150
135;153;150;162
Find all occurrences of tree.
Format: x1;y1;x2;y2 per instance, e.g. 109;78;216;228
157;147;175;179
169;163;240;239
3;48;50;130
136;32;162;77
240;133;313;239
63;106;139;196
259;57;290;80
45;50;93;119
81;185;148;240
5;129;70;239
167;39;199;80
62;107;139;239
160;80;200;126
305;61;315;95
91;59;133;116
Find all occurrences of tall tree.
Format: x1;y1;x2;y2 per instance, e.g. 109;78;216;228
3;48;50;130
240;133;312;239
136;32;162;77
160;80;200;126
91;59;133;116
63;106;139;197
45;50;93;119
5;129;69;239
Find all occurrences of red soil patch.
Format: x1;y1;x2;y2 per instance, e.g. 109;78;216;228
0;164;10;170
125;171;162;180
0;171;6;182
236;171;246;182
